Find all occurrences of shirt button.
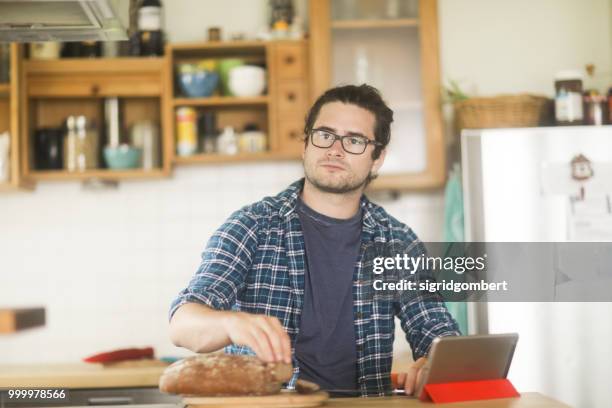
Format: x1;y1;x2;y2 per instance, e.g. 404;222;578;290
357;344;364;352
356;312;363;319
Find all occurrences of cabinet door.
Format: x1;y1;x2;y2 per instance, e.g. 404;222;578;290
309;0;445;190
27;73;162;97
25;59;164;98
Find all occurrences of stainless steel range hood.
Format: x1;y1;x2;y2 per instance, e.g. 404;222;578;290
0;0;128;43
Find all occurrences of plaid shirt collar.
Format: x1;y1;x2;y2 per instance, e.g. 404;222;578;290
276;178;378;232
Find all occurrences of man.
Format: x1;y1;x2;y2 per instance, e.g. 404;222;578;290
169;84;460;396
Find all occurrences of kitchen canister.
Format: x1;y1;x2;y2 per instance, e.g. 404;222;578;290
130;120;160;169
176;107;198;156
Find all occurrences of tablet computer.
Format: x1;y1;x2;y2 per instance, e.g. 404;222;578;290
415;333;519;400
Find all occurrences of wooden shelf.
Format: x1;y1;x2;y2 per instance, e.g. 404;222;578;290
169;40;267;52
331;18;418;29
167;40;309;165
173;96;269;107
20;52;173;184
0;83;9;96
24;57;165;75
0;307;45;333
28;169;168;182
174;151;300;165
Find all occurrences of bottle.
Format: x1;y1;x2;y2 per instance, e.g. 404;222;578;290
216;126;238;155
134;0;164;56
198;111;217;154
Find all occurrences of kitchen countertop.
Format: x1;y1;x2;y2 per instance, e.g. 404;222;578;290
324;393;569;407
16;393;567;408
0;361;167;388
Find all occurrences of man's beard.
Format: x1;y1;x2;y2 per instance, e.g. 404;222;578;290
304;163;376;194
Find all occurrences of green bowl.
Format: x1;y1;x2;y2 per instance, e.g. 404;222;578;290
218;58;244;96
104;145;142;169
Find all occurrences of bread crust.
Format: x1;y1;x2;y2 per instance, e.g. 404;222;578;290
159;354;293;396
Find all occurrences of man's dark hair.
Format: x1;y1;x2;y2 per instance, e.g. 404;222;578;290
303;84;393;160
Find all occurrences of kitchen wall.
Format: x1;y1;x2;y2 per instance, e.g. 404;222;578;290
0;163;443;363
439;0;612;96
1;0;610;381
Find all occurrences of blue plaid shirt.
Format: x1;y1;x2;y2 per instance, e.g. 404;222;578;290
170;179;459;396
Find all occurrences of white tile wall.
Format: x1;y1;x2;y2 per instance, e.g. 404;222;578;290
0;163;444;364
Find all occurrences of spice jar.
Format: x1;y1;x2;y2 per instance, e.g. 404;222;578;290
554;70;584;125
64;115;99;172
238;124;267;153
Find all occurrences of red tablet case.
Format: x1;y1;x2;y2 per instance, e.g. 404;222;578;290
420;378;519;403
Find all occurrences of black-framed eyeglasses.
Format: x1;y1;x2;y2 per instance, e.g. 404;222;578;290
308;128;382;155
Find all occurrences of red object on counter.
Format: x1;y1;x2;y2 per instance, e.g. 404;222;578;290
420;378;519;403
83;347;154;363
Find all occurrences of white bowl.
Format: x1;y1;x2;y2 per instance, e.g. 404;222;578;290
228;65;266;97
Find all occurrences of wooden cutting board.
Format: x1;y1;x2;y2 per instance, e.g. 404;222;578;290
183;390;329;408
0;360;168;388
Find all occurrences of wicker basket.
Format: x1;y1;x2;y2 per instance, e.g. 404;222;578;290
454;94;550;130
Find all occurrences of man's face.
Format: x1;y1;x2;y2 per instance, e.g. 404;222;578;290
303;102;386;194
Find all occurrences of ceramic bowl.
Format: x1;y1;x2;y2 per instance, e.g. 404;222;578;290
218;58;244;96
228;65;266;97
104;145;142;169
177;63;219;98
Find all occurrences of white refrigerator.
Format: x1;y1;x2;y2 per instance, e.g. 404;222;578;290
461;126;612;408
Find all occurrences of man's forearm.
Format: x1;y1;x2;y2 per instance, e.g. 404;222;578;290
169;302;233;353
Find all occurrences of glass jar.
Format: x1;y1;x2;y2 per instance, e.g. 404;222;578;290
583;91;606;126
63;116;99;172
554;70;584;125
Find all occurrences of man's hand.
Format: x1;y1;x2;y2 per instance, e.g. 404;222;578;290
395;357;428;396
222;312;292;364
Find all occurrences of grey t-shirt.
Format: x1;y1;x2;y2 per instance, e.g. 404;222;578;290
294;198;362;392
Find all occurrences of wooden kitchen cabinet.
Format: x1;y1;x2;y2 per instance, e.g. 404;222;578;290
309;0;446;190
0;44;32;192
166;40;309;165
20;57;171;182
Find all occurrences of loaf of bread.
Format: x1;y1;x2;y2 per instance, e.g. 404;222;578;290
159;354;293;396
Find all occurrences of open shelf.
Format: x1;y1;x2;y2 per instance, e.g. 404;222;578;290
0;307;45;333
174;151;299;165
23;57;165;75
331;18;418;29
28;168;167;182
172;96;269;107
169;40;267;56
